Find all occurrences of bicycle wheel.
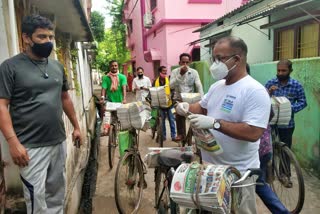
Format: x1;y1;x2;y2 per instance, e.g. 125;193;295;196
156;116;164;147
108;124;117;169
154;167;178;214
114;151;144;214
271;144;305;214
0;151;5;214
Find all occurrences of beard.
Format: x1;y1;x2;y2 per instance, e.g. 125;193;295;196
277;74;290;81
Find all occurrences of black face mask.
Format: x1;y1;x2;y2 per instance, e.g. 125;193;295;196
277;74;289;81
138;74;143;79
31;41;53;58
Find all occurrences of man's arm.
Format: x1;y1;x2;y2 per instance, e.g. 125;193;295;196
122;75;127;104
265;80;277;96
292;84;307;113
132;78;137;92
194;71;204;97
189;102;207;115
101;76;107;101
122;85;127;104
61;91;81;142
218;120;265;142
0;99;29;167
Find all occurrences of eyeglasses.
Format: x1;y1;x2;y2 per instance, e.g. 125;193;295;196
211;54;236;64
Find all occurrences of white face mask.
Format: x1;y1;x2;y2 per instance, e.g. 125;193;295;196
209;57;236;80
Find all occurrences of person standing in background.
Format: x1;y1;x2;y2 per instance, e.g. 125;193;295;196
127;72;133;92
265;59;307;187
132;67;152;102
170;53;204;141
153;66;178;142
101;60;127;103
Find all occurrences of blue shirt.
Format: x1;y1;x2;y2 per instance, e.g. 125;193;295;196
265;77;307;128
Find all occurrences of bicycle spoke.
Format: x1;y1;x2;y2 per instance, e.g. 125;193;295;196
115;152;144;214
272;146;305;213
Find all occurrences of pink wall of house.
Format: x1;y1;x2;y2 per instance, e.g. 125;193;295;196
124;0;244;80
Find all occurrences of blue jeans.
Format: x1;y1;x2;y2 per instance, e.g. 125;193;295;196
160;107;176;139
256;153;290;214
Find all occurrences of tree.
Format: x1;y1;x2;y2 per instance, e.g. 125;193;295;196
90;11;105;42
94;0;130;72
95;29;130;72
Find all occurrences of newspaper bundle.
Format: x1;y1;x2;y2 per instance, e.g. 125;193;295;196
192;128;223;155
144;146;193;168
117;102;151;130
170;163;240;213
149;86;169;108
181;93;201;104
105;102;122;111
270;96;292;126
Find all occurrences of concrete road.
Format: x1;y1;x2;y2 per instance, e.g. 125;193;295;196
92;93;320;214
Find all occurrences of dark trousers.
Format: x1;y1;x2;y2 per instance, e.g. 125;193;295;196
256;153;290;214
278;127;295;176
176;114;186;138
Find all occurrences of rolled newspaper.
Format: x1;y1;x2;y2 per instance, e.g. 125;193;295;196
170;163;240;213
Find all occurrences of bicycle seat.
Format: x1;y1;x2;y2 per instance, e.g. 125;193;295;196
158;149;194;168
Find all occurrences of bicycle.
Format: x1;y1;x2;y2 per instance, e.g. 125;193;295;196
104;102;122;169
114;128;147;214
153;148;194;214
269;125;305;213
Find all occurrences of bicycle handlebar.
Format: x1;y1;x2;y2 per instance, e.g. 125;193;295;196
233;168;261;185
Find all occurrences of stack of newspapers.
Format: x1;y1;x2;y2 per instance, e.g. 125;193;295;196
149;86;169;108
181;93;201;104
170;163;240;213
117;102;151;130
270;96;292;126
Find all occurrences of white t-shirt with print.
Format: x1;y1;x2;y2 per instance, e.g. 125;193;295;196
199;75;271;173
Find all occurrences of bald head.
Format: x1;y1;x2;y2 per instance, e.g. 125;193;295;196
215;36;248;57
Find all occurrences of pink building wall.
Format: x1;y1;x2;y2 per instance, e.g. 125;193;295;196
124;0;245;80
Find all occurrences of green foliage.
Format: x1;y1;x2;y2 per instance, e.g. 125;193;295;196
90;11;105;42
94;0;130;73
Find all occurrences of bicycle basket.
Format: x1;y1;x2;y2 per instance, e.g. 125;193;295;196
118;130;132;157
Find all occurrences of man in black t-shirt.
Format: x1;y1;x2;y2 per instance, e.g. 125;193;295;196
0;15;81;213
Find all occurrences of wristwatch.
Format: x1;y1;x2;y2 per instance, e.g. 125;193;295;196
213;119;221;130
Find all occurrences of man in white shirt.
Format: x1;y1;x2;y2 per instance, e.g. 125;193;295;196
132;67;152;101
170;53;204;141
176;36;270;214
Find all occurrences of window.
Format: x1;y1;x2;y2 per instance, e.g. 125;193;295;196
276;29;294;60
298;23;319;58
191;47;200;61
275;21;320;60
150;0;157;11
